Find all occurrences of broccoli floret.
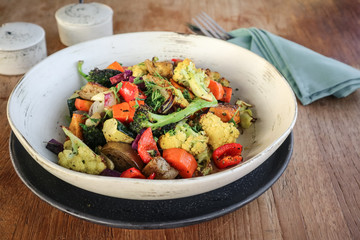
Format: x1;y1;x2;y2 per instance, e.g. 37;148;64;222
80;124;107;151
173;58;213;101
58;127;107;175
78;60;121;88
129;97;218;133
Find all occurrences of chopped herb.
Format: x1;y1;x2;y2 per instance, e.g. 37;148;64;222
109;82;122;102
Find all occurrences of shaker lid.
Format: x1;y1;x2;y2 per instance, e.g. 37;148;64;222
55;3;113;26
0;22;45;51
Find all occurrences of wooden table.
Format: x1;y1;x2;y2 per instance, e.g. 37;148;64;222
1;0;360;239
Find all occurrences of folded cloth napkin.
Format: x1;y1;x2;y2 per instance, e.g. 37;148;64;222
227;28;360;105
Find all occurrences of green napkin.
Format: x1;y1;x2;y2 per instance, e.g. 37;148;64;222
228;28;360;105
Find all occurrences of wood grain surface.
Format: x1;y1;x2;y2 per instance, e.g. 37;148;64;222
1;0;360;239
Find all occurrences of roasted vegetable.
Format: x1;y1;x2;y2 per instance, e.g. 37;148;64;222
199;112;240;150
158;120;208;157
69;113;86;139
158;120;212;175
143;74;189;109
112;100;145;124
75;98;93;112
45;139;64;155
78;82;109;100
106;61;125;72
100;141;144;172
207;79;225;100
78;60;121;88
67;92;80;117
120;167;145;179
162;148;198;178
128;62;148;77
102;118;135;143
58;127;107;175
144;81;167;112
205;68;230;87
209;104;241;124
173;58;212;101
212;143;243;169
144;58;174;79
142;156;179;179
80;124;106;151
129;96;218;133
235;100;256;129
137;127;160;164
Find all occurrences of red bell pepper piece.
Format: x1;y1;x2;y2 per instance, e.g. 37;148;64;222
171;58;183;63
137;128;160;164
120;167;145;179
212;143;243;169
118;81;139;102
147;172;156;179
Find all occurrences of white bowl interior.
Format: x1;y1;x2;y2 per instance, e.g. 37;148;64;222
7;32;297;200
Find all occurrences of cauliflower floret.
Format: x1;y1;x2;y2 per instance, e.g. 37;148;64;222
128;63;148;77
159;121;208;156
144;59;173;79
199;112;240;150
158;130;186;149
57;127;107;175
181;134;208;156
58;146;106;175
173;58;212;101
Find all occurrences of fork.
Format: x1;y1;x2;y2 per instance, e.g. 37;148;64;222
189;12;233;40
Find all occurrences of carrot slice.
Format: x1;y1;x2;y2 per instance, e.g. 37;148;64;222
162;148;197;178
68;113;85;139
106;61;125;72
220;86;232;103
208;79;225;100
209;104;240;124
74;98;93;112
113;100;145;124
112;102;131;123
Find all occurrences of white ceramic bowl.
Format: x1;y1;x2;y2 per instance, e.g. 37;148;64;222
7;32;297;200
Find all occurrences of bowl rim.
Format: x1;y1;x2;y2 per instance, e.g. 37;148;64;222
6;31;298;195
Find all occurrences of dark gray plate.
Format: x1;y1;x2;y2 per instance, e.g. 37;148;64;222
9;132;293;229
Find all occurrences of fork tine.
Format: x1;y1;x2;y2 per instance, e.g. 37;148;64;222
194;15;224;39
200;12;231;39
192;18;214;38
